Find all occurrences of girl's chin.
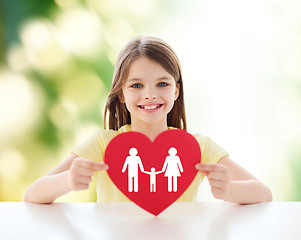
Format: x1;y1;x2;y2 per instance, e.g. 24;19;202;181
131;117;167;127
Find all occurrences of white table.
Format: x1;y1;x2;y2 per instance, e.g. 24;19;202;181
0;202;300;240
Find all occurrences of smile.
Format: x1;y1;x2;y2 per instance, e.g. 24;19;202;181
138;104;163;110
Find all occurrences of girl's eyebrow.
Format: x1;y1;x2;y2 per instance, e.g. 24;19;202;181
126;77;141;82
127;76;173;81
157;77;173;81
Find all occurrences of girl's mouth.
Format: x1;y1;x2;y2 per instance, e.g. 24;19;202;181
138;104;163;110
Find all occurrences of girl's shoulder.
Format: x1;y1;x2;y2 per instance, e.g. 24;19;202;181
93;124;131;145
191;133;209;144
72;125;131;158
190;132;214;152
190;132;228;164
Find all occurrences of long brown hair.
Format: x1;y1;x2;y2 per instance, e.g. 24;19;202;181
104;36;187;130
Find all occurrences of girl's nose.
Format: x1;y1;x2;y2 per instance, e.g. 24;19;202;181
145;96;157;100
144;87;157;100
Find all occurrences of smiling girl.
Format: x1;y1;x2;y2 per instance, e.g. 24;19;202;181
25;37;272;204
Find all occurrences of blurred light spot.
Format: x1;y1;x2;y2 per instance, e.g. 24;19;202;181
98;95;107;120
7;45;30;72
0;70;42;143
278;0;301;25
104;18;133;64
274;86;301;142
20;19;69;73
54;0;80;9
49;97;79;130
125;0;155;18
283;55;301;84
55;7;103;59
86;0;124;19
59;70;105;110
0;148;27;180
75;123;100;146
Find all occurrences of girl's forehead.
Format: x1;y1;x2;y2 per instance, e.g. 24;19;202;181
126;57;173;80
129;57;165;71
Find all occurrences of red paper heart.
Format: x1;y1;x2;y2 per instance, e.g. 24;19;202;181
105;129;201;216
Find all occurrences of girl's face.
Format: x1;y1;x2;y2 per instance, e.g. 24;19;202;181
121;57;179;128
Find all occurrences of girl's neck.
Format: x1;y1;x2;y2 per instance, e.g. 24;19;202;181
130;121;168;141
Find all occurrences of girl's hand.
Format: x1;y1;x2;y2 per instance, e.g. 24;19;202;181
195;163;231;200
68;158;108;191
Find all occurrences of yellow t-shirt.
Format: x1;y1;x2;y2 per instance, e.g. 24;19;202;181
71;125;228;202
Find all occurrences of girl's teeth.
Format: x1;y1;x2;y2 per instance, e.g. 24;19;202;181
144;105;159;110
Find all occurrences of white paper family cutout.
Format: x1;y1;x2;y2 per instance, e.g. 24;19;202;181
122;147;184;193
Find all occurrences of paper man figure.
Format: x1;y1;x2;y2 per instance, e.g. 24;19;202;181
122;148;145;192
161;147;184;192
143;167;163;192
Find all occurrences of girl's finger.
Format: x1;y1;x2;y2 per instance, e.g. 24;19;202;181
76;183;90;190
77;176;93;184
195;163;212;175
197;163;217;171
208;179;225;189
76;158;109;171
88;162;109;171
207;171;227;181
196;163;226;173
77;168;96;177
197;169;210;176
95;163;109;171
211;188;225;199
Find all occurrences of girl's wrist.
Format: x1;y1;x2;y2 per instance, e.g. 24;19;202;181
50;170;73;196
222;180;234;202
222;180;273;204
61;170;73;193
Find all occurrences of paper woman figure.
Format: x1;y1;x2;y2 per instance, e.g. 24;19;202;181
122;148;145;192
161;147;184;192
143;168;163;192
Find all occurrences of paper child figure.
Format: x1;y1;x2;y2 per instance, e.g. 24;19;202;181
161;147;184;192
122;148;145;192
143;167;163;192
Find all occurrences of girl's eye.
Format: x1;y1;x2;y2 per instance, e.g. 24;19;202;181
158;82;168;87
131;83;142;88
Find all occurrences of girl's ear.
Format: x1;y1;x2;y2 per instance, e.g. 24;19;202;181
174;83;180;101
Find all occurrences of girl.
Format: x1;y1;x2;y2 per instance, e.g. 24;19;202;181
24;37;272;204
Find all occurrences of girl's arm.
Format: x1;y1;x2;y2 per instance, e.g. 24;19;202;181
24;153;108;204
196;156;272;204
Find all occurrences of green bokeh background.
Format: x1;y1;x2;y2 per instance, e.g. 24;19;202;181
0;0;188;201
1;0;301;202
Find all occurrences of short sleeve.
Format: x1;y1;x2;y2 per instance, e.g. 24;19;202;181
193;134;229;165
71;132;104;163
